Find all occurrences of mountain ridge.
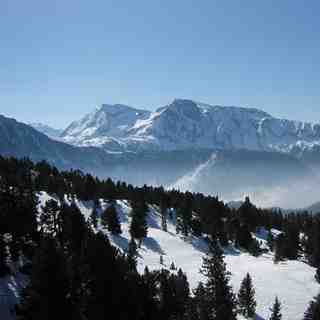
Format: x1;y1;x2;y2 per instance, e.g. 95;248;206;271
60;99;320;154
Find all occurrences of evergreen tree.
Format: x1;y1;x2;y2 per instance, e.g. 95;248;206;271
170;262;176;271
200;237;237;320
267;231;274;251
269;297;282;320
10;235;21;263
160;198;168;232
236;224;253;251
90;206;98;229
101;204;122;235
304;294;320;320
274;234;285;264
193;282;211;320
315;266;320;284
40;199;60;236
17;238;73;319
0;233;9;277
129;200;148;246
238;197;259;231
238;273;257;318
127;238;138;271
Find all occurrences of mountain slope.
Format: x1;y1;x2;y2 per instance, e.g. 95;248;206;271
62;104;151;150
0;114;115;172
37;192;319;320
61;99;320;153
29;123;63;139
171;149;316;208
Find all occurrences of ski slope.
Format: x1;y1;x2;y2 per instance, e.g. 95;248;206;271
38;193;320;320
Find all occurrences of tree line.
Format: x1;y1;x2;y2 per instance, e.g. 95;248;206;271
0;155;320;319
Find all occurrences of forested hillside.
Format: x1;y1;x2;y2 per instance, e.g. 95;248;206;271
1;156;320;319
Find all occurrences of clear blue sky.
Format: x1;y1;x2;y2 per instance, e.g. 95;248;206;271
0;0;319;128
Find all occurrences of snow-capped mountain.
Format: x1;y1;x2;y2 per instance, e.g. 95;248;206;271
61;99;320;153
62;104;151;150
29;122;63;139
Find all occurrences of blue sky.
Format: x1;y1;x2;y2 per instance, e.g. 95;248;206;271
0;0;319;128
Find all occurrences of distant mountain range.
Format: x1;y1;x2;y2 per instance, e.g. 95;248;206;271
61;99;320;156
2;99;320;208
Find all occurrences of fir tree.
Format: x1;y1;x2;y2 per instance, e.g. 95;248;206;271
193;282;211;320
160;198;168;232
40;199;60;236
101;204;122;235
90;206;98;229
0;233;9;277
16;238;73;319
129;200;148;246
269;297;282;320
160;255;164;265
267;231;274;251
200;237;237;320
238;273;257;318
304;294;320;320
127;238;138;271
315;266;320;284
274;234;285;264
170;262;176;271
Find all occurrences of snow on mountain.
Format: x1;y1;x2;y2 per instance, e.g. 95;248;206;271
29;122;63;139
61;99;320;153
37;192;320;320
62;104;151;150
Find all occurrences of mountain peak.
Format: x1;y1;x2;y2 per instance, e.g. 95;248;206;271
61;99;320;153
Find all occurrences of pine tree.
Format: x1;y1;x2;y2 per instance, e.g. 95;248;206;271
315;266;320;284
160;255;164;265
170;262;176;271
160;199;168;232
269;297;282;320
200;237;237;320
90;206;98;229
127;238;138;271
304;294;320;320
238;273;257;318
16;238;73;319
129;201;148;246
267;231;274;251
101;204;122;235
193;282;211;320
0;233;9;277
40;199;60;236
274;234;285;264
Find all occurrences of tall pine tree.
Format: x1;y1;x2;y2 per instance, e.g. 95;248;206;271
101;204;122;235
238;273;256;318
200;237;237;320
129;200;148;246
269;297;282;320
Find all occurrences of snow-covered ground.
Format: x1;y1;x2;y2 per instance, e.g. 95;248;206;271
39;193;320;320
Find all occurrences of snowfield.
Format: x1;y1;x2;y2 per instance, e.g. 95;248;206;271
37;193;320;320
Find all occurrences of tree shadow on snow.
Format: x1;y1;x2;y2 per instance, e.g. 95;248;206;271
146;211;161;229
142;237;165;255
255;313;266;320
189;237;209;254
223;245;241;256
109;234;130;251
